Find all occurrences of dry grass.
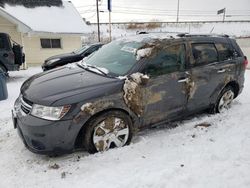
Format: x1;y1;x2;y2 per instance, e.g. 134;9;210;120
127;21;162;30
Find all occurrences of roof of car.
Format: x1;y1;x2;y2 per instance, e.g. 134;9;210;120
117;32;231;44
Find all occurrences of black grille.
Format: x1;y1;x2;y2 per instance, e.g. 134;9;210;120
21;105;30;114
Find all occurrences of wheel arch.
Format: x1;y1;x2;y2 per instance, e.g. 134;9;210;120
209;80;240;113
224;80;240;98
74;107;137;149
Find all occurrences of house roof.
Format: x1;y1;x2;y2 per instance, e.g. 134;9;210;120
0;1;90;34
0;0;63;8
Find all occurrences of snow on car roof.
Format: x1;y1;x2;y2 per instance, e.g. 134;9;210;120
0;1;90;34
117;32;181;43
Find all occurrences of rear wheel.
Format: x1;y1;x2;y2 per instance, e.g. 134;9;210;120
214;86;235;113
83;111;133;153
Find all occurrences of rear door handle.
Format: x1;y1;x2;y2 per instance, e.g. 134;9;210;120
178;78;189;83
217;69;226;73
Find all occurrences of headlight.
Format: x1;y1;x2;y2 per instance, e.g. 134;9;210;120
31;104;71;121
47;58;60;65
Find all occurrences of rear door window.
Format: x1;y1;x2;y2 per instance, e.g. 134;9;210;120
192;43;218;65
143;44;186;77
215;43;234;61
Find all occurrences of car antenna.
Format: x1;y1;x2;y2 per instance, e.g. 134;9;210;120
210;26;215;33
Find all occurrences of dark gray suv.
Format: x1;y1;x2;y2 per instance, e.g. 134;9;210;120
12;33;248;155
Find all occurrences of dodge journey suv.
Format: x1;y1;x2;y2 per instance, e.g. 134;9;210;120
12;33;248;155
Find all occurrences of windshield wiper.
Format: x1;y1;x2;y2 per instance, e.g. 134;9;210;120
85;64;108;76
77;62;108;76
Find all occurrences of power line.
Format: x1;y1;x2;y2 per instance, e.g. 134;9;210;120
75;5;95;8
85;12;97;20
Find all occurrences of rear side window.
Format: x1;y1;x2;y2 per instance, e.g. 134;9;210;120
215;43;234;61
143;44;186;77
192;43;218;65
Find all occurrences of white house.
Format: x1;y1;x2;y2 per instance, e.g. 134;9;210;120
0;0;90;66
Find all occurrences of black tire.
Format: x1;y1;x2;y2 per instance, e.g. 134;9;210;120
83;110;133;154
211;86;235;113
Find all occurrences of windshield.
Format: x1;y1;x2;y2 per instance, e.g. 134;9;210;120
73;45;90;54
82;41;144;76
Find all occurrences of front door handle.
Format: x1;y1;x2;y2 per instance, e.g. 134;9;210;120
178;78;189;83
217;69;226;73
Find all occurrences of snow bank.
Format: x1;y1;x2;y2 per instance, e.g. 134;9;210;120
85;22;250;42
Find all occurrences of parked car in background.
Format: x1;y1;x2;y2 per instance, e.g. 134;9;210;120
13;33;248;155
0;32;25;74
41;43;103;71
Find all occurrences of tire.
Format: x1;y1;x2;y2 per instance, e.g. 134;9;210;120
212;86;235;113
83;111;133;154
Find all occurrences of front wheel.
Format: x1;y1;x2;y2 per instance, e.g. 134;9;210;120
83;111;133;153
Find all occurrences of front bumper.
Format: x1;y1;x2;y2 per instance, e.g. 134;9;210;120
12;109;82;155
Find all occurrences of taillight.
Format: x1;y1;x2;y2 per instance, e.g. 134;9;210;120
244;56;248;69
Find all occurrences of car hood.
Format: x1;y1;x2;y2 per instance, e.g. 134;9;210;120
45;53;79;62
21;65;123;106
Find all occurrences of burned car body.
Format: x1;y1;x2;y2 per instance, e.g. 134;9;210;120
13;33;247;155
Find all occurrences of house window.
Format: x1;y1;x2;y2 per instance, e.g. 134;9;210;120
40;38;61;49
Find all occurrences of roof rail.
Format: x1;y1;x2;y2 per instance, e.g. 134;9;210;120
136;31;149;35
177;33;229;38
136;31;186;35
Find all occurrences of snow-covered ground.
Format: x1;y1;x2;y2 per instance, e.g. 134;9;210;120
0;67;250;188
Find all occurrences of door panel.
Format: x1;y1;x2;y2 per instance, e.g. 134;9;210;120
186;41;237;112
140;43;188;126
142;72;188;126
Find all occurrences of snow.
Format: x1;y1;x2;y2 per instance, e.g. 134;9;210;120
136;48;153;60
0;67;250;188
0;1;90;34
85;22;250;42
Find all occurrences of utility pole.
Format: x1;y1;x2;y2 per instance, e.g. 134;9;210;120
108;0;112;41
109;11;112;41
96;0;100;42
176;0;180;22
223;8;226;22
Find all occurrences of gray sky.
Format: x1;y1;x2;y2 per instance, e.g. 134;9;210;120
71;0;250;23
